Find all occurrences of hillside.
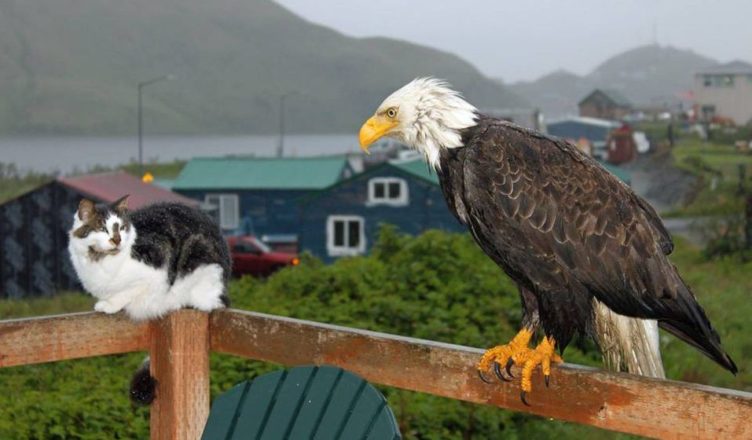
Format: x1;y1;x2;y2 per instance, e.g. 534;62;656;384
0;0;525;135
509;45;717;117
508;70;591;118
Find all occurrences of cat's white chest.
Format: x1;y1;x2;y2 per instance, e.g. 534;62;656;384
68;244;167;300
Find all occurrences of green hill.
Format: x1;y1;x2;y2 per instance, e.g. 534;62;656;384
509;45;717;117
0;0;525;135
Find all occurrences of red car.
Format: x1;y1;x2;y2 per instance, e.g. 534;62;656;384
226;235;299;277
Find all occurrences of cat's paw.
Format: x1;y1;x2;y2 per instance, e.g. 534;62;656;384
94;300;123;314
190;295;225;313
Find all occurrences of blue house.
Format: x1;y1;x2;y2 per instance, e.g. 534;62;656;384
172;156;355;243
298;159;464;261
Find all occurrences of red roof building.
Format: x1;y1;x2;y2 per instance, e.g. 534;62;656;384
58;171;197;209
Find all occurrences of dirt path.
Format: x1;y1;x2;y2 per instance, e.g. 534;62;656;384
624;154;698;213
620;154;703;244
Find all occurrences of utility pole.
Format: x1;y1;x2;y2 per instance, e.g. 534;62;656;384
138;74;174;176
276;91;300;158
277;94;286;158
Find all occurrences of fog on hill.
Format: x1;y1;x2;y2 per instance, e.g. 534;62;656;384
0;0;523;136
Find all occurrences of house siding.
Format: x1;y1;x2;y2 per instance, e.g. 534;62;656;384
579;91;631;120
177;188;312;237
0;182;82;298
299;167;464;262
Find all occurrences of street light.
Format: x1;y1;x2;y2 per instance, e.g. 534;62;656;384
138;74;175;176
276;91;300;158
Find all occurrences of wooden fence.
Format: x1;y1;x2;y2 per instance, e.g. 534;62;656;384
1;309;751;439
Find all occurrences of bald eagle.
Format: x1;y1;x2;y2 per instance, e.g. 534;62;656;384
359;78;736;404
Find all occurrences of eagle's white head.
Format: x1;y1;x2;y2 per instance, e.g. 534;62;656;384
359;78;478;169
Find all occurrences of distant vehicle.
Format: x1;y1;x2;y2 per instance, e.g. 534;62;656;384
633;131;651;154
226;235;299;277
623;111;646;123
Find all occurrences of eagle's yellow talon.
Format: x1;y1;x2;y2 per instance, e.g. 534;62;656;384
477;328;534;378
478;332;562;405
519;336;562;399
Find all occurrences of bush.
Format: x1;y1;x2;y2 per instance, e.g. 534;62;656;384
697;215;750;261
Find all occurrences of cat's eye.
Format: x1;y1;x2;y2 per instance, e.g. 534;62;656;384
120;225;127;231
101;227;108;233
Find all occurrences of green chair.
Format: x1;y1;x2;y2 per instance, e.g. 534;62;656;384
202;365;402;440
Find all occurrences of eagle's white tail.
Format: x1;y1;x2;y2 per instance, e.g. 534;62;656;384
592;299;665;378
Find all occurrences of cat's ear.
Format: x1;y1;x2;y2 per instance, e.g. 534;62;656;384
112;195;129;213
78;199;95;222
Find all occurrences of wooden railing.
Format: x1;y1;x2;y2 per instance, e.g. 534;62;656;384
1;309;751;439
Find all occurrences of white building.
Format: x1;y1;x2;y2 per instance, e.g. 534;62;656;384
693;60;752;125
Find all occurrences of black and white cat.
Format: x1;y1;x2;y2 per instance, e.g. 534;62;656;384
68;196;231;320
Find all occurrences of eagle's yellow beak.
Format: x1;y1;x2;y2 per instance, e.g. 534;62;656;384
359;116;398;153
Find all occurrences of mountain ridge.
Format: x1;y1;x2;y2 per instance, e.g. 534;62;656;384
508;45;719;117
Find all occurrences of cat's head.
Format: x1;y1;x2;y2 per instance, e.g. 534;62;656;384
70;196;133;257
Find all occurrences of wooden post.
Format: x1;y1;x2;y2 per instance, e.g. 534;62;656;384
150;310;210;440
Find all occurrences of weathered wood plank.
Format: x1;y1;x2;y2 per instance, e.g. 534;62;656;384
150;310;210;440
0;311;149;367
210;308;752;440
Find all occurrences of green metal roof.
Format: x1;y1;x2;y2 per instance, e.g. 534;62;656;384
172;156;348;190
389;159;438;184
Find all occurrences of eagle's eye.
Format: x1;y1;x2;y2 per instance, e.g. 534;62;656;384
386;107;398;119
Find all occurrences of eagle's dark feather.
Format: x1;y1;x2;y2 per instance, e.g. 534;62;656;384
438;116;736;373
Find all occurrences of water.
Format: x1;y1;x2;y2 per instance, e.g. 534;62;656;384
0;134;360;174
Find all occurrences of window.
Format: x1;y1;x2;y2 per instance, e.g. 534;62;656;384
701;105;716;121
327;215;365;256
233;237;270;254
205;194;239;230
704;74;736;88
233;241;259;254
368;177;408;206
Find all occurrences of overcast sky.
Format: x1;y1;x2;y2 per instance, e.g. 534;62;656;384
276;0;752;83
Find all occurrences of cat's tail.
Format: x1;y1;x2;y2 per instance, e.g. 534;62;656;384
130;356;157;405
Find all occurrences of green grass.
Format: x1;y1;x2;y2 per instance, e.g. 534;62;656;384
120;160;185;180
0;163;52;204
662;138;750;218
0;292;94;319
0;174;51;204
672;138;752;180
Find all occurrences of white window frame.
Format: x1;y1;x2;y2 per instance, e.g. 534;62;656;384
367;177;408;206
326;215;366;257
205;193;239;230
